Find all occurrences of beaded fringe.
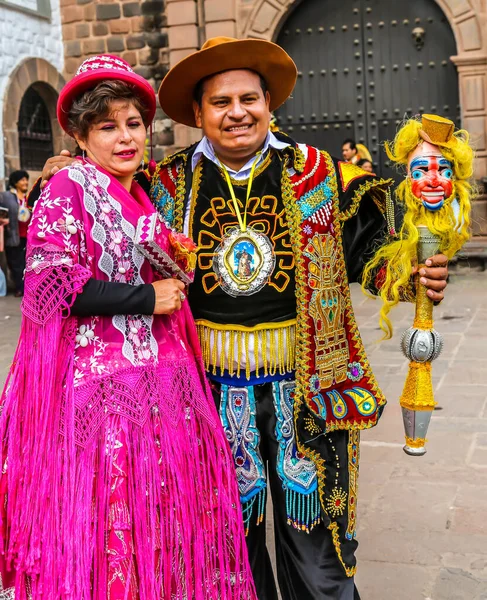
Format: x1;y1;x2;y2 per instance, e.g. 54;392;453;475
285;489;321;533
241;489;266;536
196;320;296;380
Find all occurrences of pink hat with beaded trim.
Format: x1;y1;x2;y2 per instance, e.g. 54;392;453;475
57;54;156;136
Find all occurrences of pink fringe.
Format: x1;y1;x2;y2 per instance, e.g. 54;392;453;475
0;295;255;599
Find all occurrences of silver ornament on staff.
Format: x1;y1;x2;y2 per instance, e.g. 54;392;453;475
399;225;443;456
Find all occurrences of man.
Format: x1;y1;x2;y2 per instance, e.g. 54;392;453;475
342;138;358;163
37;38;448;600
0;170;30;296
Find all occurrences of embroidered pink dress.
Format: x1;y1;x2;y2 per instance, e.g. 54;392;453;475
0;162;255;600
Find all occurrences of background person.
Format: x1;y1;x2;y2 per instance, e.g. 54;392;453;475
0;170;30;296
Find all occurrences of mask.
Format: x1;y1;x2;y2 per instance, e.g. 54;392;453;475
408;152;453;212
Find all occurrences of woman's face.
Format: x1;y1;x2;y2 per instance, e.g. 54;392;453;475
77;100;146;186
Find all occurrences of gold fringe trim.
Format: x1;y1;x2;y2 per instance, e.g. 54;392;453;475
195;319;297;379
338;177;394;222
405;436;427;449
400;361;437;411
328;522;357;578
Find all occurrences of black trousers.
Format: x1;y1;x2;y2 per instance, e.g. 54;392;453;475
212;381;361;600
5;237;26;294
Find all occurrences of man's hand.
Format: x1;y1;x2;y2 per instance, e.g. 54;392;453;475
40;150;77;189
0;218;9;226
412;253;448;303
151;279;186;315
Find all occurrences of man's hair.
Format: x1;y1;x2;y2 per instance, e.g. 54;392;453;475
67;80;151;140
357;158;372;167
342;138;357;151
193;70;268;107
8;170;29;189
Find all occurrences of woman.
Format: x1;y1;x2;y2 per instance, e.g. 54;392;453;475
0;170;30;296
0;55;255;599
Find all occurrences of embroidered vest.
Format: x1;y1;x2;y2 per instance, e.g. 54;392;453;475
150;142;392;434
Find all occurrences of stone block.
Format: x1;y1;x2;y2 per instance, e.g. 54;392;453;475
123;2;141;17
75;23;90;38
168;25;198;50
205;20;237;39
65;40;82;58
138;47;159;66
110;19;131;34
76;0;92;5
96;3;121;20
173;123;202;148
251;1;279;36
82;38;107;55
122;51;138;67
134;65;154;79
107;37;126;52
127;35;146;50
84;3;95;20
64;57;80;75
471;198;487;236
355;561;435;600
169;47;196;67
432;568;487;600
166;0;197;26
141;1;164;16
130;16;144;33
463;75;485;112
62;24;76;41
146;32;168;49
204;0;236;23
62;4;83;23
458;17;482;52
92;22;109;36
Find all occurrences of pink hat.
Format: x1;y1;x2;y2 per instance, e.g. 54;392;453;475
57;54;156;136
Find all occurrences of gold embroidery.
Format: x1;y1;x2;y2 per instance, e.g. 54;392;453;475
194;194;295;295
339;176;393;222
328;522;356;577
346;430;360;541
338;161;370;192
195;319;297;379
326;487;348;518
306;234;349;388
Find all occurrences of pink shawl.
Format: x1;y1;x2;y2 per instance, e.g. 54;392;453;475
0;162;255;599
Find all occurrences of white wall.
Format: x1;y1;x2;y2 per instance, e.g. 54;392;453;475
0;0;64;183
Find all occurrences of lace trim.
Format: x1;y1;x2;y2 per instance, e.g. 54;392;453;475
69;165;158;366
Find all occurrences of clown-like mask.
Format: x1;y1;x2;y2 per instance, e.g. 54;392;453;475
408;142;453;211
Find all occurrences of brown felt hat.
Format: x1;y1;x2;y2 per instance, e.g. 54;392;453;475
158;37;298;128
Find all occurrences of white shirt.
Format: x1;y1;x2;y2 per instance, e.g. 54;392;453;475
185;132;305;378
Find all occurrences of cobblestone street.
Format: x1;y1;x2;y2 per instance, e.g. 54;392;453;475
0;271;486;599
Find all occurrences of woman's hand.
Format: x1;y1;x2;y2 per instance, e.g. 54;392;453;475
412;253;449;303
151;279;186;315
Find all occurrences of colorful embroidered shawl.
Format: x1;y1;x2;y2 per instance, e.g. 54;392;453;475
0;162;255;599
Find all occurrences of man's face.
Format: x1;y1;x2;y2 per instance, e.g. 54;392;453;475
15;177;29;194
342;143;356;161
408;142;453;211
193;70;271;166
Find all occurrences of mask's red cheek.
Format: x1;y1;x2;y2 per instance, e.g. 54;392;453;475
411;180;423;198
440;179;453;198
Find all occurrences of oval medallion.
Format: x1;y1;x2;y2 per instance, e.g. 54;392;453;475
213;226;276;297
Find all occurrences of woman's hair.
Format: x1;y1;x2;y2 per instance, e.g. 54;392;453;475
67;80;151;139
362;117;474;338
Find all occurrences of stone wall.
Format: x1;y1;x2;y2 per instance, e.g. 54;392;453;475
0;0;64;186
60;0;173;160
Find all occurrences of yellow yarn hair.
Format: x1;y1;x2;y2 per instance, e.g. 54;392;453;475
362;117;474;338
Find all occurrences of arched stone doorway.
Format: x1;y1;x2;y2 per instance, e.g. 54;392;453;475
242;0;487;233
273;0;460;181
2;58;65;186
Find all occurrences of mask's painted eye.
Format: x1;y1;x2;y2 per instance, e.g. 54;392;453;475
411;169;423;180
442;168;453;179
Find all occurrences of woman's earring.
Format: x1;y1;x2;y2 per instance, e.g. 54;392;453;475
82;150;86;160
